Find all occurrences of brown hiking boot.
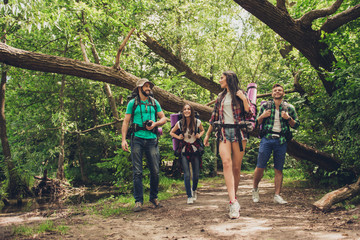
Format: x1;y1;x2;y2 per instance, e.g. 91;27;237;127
133;202;143;212
149;198;162;208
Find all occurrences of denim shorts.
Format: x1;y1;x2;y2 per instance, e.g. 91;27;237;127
222;128;247;142
257;137;287;170
223;128;236;142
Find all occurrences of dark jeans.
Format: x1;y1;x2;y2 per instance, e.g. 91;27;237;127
181;154;200;198
130;136;160;203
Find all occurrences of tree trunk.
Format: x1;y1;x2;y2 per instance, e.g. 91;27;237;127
313;176;360;211
0;67;11;165
103;83;122;134
56;75;66;180
0;66;15;196
77;134;89;184
0;65;32;198
80;28;122;134
287;139;340;172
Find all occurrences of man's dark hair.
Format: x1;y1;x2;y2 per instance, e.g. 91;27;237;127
272;83;284;90
128;88;139;101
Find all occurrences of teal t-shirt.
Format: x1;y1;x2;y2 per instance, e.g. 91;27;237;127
126;97;162;139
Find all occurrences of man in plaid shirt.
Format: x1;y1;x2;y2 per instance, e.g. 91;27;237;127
252;83;300;204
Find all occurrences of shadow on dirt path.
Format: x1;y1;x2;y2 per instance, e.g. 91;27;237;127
1;174;360;239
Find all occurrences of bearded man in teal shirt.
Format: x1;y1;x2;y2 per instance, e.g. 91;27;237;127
122;79;167;212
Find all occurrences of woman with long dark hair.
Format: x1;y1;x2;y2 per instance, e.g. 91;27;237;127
170;104;205;204
203;71;253;219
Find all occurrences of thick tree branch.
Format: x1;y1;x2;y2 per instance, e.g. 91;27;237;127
276;0;288;13
79;38;90;63
233;0;338;95
80;11;100;64
138;31;221;94
299;0;343;27
256;89;298;99
0;43;213;120
293;71;306;96
321;4;360;33
287;139;341;171
74;119;122;134
114;28;135;70
313;176;360;211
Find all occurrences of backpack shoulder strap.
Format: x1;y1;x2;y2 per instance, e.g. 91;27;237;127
281;100;291;112
129;96;139;123
195;119;200;134
263;100;273;109
149;96;158;121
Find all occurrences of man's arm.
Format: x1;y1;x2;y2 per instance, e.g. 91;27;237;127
256;106;270;126
121;114;131;152
155;111;167;127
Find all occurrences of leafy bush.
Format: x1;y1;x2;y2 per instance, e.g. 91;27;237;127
96;149;133;192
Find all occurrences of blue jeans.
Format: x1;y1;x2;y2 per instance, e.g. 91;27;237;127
181;154;200;198
131;136;160;203
257;137;287;170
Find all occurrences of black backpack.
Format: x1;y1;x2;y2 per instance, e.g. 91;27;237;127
126;95;158;139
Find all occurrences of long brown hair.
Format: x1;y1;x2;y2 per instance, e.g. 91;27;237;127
180;104;196;135
222;70;244;108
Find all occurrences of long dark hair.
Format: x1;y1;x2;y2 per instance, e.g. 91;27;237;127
180;104;196;135
222;71;243;108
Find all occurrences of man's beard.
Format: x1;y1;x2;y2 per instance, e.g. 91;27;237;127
141;88;151;97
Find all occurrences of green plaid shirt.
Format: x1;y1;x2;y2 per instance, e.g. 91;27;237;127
257;100;300;144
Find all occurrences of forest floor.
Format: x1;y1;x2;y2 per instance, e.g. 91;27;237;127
1;173;360;240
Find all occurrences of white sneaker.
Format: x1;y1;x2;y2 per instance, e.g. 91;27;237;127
229;200;240;219
187;197;194;204
192;189;197;201
252;188;260;203
274;194;288;204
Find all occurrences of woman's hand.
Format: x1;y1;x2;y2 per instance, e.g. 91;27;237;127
195;133;201;139
236;90;246;100
177;134;184;140
204;135;210;147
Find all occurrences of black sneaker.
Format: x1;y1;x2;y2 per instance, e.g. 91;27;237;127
149;198;162;208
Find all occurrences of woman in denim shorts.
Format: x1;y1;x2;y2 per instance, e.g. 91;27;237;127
204;71;253;219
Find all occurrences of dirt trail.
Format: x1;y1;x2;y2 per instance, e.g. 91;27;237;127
1;174;360;240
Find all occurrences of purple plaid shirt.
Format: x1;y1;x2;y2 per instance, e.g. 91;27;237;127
209;90;254;142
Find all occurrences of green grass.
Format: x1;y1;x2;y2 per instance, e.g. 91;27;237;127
262;168;304;180
85;175;185;217
12;220;69;237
